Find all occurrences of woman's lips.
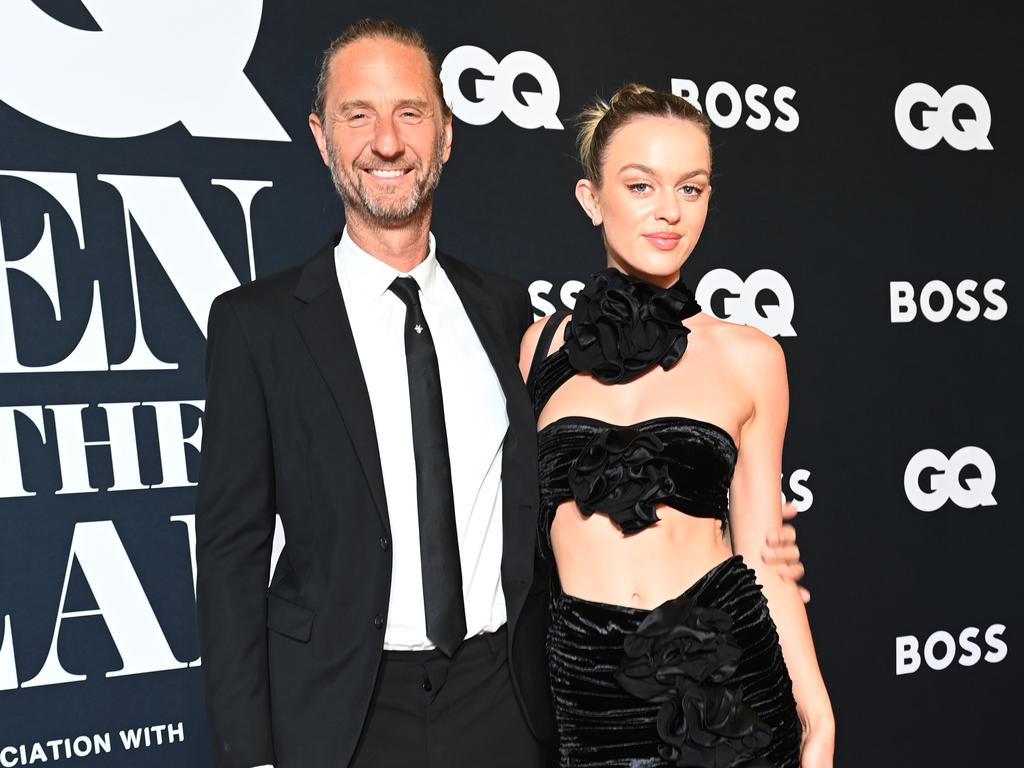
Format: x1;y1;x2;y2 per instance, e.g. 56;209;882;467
642;233;682;251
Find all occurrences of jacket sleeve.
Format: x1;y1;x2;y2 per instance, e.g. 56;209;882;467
519;282;535;335
512;279;534;338
195;294;277;768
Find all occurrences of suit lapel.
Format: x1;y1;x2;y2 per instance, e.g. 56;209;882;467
293;239;389;533
439;253;536;589
437;253;528;418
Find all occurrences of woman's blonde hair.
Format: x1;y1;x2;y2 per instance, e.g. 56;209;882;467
577;83;711;185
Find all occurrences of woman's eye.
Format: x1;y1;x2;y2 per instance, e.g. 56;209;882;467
627;182;652;194
680;184;703;197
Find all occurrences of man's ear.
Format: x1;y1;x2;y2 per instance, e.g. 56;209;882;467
575;179;602;226
308;113;330;166
441;112;453;164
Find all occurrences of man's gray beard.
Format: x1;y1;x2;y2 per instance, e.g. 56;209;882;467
326;136;444;225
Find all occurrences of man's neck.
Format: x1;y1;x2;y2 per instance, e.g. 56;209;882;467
344;206;433;273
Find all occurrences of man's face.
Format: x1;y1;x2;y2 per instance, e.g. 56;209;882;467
309;38;452;225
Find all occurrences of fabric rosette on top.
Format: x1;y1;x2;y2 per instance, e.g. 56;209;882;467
567;427;675;534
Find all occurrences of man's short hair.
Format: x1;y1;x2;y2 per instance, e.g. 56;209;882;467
312;19;451;122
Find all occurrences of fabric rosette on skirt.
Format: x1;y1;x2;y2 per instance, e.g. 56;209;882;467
616;593;773;767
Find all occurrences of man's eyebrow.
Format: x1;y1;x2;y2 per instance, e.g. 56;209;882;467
336;100;374;113
336;99;433;113
395;99;431;111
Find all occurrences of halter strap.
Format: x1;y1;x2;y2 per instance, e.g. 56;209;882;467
525;310;568;395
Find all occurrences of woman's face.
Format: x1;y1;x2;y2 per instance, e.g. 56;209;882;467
576;116;712;286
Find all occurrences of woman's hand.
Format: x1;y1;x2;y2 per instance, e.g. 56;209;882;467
762;501;811;603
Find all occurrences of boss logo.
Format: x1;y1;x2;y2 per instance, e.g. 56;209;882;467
890;279;1006;323
904;447;996;512
670;79;798;132
896;624;1007;675
695;269;796;337
528;278;583;319
0;0;288;141
783;469;813;512
441;45;562;130
894;83;993;151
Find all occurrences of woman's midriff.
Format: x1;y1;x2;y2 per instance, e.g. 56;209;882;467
550;499;733;610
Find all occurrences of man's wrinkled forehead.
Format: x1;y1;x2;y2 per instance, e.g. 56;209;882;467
328;38;440;112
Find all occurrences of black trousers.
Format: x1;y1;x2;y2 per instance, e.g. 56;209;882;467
350;626;548;768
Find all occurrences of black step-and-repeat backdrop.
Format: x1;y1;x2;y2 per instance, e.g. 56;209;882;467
0;1;1018;765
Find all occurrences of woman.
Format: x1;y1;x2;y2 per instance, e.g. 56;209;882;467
520;84;834;767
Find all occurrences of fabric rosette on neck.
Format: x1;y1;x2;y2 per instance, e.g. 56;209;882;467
563;268;701;385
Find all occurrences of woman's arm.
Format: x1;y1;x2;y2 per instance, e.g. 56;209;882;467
726;329;834;765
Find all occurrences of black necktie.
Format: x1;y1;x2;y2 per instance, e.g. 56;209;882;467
389;276;466;657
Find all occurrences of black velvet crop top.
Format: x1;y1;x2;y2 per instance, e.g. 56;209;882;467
527;268;737;543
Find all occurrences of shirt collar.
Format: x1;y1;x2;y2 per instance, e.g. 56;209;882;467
336;227;440;306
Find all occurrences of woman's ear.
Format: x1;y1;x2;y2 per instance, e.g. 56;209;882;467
575;179;603;226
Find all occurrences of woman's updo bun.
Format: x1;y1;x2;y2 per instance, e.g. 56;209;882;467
576;83;711;185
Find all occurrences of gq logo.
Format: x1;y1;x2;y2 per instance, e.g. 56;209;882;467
0;0;288;141
904;447;997;512
894;83;992;151
441;45;563;130
695;269;796;337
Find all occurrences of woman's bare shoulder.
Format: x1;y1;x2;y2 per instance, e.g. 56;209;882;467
690;312;786;385
518;313;571;380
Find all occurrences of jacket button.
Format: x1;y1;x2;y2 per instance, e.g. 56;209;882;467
373;614;383;629
379;536;389;551
421;677;432;692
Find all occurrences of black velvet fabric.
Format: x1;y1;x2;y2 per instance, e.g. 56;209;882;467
547;558;801;767
538;415;736;543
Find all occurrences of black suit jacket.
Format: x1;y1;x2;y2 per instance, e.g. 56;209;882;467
195;237;553;768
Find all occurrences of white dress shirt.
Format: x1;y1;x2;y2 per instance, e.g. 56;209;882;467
335;228;509;650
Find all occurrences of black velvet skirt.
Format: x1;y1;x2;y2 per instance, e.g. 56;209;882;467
547;556;801;768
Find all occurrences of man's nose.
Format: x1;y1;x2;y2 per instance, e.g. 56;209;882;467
371;115;404;158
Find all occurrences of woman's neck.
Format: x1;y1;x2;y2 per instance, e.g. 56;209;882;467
604;257;681;289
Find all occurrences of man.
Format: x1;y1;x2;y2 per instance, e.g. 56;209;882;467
196;19;806;768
